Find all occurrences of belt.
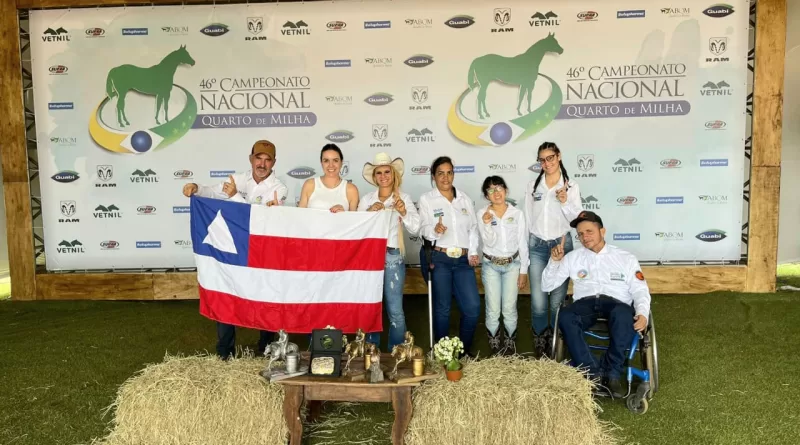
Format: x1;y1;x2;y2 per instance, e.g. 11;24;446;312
483;252;519;266
433;246;469;257
386;247;400;253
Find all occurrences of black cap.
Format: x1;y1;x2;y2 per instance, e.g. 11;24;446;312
570;211;604;229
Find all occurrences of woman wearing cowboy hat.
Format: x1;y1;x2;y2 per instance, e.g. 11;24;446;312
358;153;420;350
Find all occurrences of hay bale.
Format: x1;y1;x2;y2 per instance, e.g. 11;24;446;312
93;354;287;445
406;356;616;445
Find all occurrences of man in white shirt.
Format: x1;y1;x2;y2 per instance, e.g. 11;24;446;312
542;211;651;397
182;139;288;359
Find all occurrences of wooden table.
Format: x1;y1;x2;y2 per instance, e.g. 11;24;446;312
277;353;426;445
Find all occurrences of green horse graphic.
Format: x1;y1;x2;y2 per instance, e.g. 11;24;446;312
467;33;563;119
105;45;195;127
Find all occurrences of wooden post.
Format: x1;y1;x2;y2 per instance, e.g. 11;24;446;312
1;0;36;300
747;0;787;292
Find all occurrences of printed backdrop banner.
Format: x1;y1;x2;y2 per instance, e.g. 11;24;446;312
30;0;748;270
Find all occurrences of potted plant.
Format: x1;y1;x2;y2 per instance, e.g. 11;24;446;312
433;336;465;382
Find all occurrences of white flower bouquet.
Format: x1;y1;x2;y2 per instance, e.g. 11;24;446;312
433;336;464;371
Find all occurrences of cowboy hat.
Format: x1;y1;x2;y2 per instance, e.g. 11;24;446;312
362;152;405;186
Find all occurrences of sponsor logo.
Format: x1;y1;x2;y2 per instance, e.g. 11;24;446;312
245;17;267;41
488;163;516;173
173;170;193;179
528;163;542;173
617;196;638;206
136;241;162;248
492;8;513;33
200;23;229;37
454;166;475;173
581;195;600;210
705;120;727;130
326;21;347;31
530;11;559;27
130;169;159;183
618;10;646;18
325;59;351;68
85;28;105;38
371;124;390;148
56;239;84;254
161;25;189;35
93;204;122;218
701;80;732;96
364;57;392;68
411;165;430;175
282;20;310;36
173;206;191;213
100;240;120;250
287;166;316;179
137;205;157;215
404;54;434;68
703;4;735;18
612;158;642;173
577;269;588;279
50;136;77;146
656;196;684;204
698;194;728;204
707;37;729;62
59;200;78;223
696;230;727;242
410;86;431;111
406;128;435;143
661;7;691;17
613;233;640;241
364;93;394;106
49;65;68;75
96;165;116;188
325;95;352;105
577;11;599;21
49;102;73;110
122;28;148;36
576;154;596;178
174;240;193;248
700;159;728;167
655;232;684;241
340;161;350;177
660;159;682;169
405;18;433;28
445;15;475;28
42;27;70;42
210;170;236;178
52;170;80;183
364;20;391;29
326;130;355;142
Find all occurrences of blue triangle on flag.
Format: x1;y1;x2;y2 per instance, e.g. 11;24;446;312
190;196;251;266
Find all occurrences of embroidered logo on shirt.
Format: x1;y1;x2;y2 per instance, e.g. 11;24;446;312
506;217;515;223
610;272;625;282
460;208;468;215
533;192;543;202
255;196;263;203
577;269;588;279
635;270;645;281
491;219;498;226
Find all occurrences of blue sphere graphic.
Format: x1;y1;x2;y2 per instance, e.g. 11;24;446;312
489;122;513;145
130;131;153;153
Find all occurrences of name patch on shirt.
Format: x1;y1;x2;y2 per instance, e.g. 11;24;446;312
460;208;468;215
254;196;263;204
506;217;515;223
533;192;543;202
610;272;626;282
577;269;588;279
433;208;444;218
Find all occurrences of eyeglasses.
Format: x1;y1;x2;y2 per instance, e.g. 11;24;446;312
486;186;505;195
537;154;558;164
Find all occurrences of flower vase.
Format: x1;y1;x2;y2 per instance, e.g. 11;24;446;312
445;365;463;382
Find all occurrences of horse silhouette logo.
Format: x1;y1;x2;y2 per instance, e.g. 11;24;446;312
447;33;564;146
89;45;198;155
614;158;641;166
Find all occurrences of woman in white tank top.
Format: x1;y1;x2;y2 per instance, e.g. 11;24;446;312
298;144;360;212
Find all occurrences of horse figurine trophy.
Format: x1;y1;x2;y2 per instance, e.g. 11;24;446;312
390;331;424;380
366;343;384;383
343;328;374;375
262;329;299;373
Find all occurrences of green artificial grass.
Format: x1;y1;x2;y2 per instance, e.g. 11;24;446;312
777;263;800;289
1;292;799;445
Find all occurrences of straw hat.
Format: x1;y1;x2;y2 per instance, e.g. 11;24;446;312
362;153;405;186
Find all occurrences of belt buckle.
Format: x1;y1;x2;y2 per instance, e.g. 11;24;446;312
446;247;463;258
493;257;510;266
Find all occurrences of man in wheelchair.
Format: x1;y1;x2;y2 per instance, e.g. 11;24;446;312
542;211;651;398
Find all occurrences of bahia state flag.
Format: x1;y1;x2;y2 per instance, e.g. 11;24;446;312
190;196;391;333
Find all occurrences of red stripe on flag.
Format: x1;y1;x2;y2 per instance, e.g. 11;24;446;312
248;235;386;271
199;286;383;334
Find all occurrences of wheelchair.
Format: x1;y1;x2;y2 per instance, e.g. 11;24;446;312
551;296;659;415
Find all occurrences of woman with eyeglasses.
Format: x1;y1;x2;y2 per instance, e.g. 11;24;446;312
524;142;583;357
477;176;529;355
419;156;480;357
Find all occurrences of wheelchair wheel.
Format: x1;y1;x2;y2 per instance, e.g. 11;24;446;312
646;314;659;398
626;395;649;414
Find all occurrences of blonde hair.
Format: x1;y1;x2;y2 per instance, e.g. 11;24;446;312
373;165;406;255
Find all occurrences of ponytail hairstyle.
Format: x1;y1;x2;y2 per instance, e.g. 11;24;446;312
533;142;570;192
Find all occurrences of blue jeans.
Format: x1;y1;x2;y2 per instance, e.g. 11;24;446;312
431;250;481;355
366;249;407;351
481;258;521;336
529;233;573;334
558;296;635;379
216;323;273;359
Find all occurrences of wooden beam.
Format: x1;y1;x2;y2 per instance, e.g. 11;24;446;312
36;273;154;300
1;0;36;300
18;0;220;8
747;0;787;292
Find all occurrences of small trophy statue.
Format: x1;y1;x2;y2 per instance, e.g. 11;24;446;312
366;343;384;383
390;331;424;379
343;328;375;375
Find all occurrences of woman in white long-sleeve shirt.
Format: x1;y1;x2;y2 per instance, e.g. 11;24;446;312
524;142;583;357
358;153;420;350
476;176;529;355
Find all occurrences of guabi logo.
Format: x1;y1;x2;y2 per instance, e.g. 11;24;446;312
200;23;229;37
137;205;157;215
528;163;542;173
52;170;80;183
85;28;105;38
93;204;121;218
703;4;735;18
577;11;598;21
617;196;638;206
326;21;347;31
448;33;563;146
49;65;68;75
411;165;430;175
100;240;120;250
404;55;434;68
696;229;727;242
173;170;193;179
89;45;196;154
326;130;355;143
364;93;394;106
445;15;475;28
287;167;316;179
660;159;682;168
705;120;727;130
